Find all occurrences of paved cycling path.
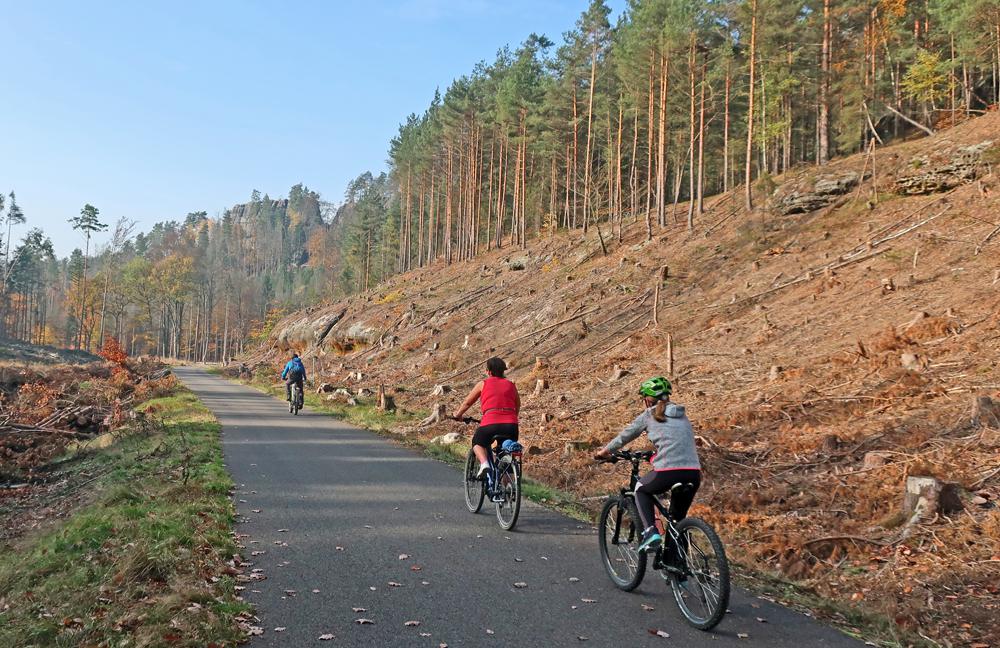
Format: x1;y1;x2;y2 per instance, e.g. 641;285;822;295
176;367;863;647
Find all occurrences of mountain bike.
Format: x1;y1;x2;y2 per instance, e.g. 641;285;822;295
289;382;304;415
597;449;730;631
457;417;522;530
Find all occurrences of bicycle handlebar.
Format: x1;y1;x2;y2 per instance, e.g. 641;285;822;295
598;449;654;464
451;416;480;425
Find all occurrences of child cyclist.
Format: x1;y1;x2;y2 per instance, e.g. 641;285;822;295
594;377;701;552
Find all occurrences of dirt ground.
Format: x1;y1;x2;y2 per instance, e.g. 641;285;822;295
249;112;1000;647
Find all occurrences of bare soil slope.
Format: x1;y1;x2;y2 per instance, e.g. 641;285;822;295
249;113;1000;646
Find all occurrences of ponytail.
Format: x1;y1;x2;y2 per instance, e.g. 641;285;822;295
652;399;667;423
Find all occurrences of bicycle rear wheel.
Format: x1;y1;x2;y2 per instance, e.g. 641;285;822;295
668;517;730;631
463;450;485;513
494;456;521;530
598;496;647;590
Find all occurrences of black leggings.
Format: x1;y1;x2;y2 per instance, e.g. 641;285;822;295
634;469;701;530
285;377;304;401
472;423;519;453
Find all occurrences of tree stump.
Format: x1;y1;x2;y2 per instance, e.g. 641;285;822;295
376;385;396;412
420;404;446;427
316;382;335;394
863;451;893;469
609;365;629;382
972;395;1000;428
563;439;596;458
533;379;548;397
903;476;963;525
430;384;451;397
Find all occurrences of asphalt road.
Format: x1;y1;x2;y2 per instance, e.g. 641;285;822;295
176;367;863;648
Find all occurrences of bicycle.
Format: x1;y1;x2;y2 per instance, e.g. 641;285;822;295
597;449;730;631
456;417;523;530
288;381;304;415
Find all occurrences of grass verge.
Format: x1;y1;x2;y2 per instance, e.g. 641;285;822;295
0;388;249;648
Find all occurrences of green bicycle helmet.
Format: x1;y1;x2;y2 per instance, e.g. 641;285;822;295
638;376;672;400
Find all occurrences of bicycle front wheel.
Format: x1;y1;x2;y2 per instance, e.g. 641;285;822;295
494;456;521;530
463;450;485;513
668;517;730;631
598;496;647;590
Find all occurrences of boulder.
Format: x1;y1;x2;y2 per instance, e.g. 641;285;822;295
431;432;463;445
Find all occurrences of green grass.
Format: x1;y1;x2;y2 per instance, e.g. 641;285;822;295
0;388;250;648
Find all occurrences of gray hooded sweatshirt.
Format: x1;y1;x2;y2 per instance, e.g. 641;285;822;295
604;403;701;471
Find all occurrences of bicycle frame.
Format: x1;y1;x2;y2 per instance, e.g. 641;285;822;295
612;453;686;572
483;445;521;498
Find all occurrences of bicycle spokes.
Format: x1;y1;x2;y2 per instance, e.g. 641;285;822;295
668;520;730;630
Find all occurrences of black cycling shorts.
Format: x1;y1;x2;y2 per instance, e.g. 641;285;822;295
472;423;519;449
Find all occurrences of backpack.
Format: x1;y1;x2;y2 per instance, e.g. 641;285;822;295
287;362;304;381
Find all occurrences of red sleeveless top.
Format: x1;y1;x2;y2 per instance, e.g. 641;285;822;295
480;376;519;425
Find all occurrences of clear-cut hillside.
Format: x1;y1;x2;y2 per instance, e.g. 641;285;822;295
246;112;1000;646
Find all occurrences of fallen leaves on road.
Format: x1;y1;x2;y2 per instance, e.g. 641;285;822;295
641;604;655;611
513;582;527;588
399;554;410;560
354;618;375;625
319;633;334;640
405;620;421;627
648;629;670;638
352;607;367;613
274;627;286;632
581;598;596;604
388;581;402;588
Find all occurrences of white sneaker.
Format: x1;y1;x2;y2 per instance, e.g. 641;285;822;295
476;463;489;478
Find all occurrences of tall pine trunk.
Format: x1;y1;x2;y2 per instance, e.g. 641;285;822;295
745;0;758;213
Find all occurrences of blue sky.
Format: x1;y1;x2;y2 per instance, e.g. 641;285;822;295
1;0;624;255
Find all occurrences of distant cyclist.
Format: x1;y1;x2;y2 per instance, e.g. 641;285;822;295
452;357;520;478
594;377;701;552
281;352;306;403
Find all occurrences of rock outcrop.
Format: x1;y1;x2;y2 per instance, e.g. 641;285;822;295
894;141;993;195
776;171;864;215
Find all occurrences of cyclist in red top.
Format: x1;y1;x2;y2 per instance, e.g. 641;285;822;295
452;357;520;477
